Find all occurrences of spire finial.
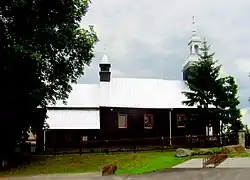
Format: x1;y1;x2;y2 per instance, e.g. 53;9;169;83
192;16;196;36
103;43;107;53
100;44;109;64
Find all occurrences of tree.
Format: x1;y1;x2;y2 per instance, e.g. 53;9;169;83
213;75;243;133
0;0;98;160
182;40;243;135
244;125;250;134
182;40;221;129
222;76;243;132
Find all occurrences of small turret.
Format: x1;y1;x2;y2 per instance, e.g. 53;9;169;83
99;54;111;82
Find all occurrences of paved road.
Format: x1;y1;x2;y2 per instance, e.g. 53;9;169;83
6;168;250;180
172;157;250;168
217;158;250;168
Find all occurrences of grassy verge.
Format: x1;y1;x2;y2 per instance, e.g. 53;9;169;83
2;148;249;177
0;151;190;177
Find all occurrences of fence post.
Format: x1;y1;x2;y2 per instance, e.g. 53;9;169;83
188;135;192;150
161;136;164;152
133;139;137;153
105;140;109;154
79;142;82;155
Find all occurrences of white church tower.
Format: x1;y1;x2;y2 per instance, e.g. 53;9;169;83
182;16;202;81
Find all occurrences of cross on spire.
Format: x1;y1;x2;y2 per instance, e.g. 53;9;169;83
103;43;108;53
192;16;195;24
192;16;196;36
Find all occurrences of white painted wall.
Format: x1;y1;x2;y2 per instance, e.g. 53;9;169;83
46;109;100;129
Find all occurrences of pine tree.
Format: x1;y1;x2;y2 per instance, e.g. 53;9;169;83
214;76;243;133
182;40;243;134
182;40;221;126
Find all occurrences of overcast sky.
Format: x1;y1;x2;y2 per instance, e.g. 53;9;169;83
78;0;250;108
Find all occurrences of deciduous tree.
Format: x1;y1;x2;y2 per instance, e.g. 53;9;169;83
0;0;98;161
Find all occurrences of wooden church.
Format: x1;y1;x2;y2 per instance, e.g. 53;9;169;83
43;20;220;149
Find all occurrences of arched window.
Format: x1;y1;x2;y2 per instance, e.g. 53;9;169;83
194;45;199;54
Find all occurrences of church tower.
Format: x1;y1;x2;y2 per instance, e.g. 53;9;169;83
182;16;202;81
99;54;111;82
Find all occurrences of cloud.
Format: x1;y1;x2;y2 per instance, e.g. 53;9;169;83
79;0;250;108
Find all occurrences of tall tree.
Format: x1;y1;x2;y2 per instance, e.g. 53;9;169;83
182;40;243;135
182;40;221;129
214;76;243;133
0;0;98;160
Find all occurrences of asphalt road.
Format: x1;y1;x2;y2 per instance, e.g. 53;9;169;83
7;168;250;180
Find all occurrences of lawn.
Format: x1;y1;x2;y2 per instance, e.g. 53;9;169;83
0;151;190;177
2;149;249;177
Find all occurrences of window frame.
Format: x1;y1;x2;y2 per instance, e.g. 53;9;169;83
144;114;154;129
118;114;128;129
176;113;186;128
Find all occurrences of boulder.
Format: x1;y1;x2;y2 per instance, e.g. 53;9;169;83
221;144;245;154
221;144;246;154
221;145;237;154
175;148;194;157
196;149;214;155
234;144;246;153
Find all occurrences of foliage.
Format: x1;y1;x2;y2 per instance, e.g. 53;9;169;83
244;125;250;134
182;40;242;133
182;40;221;125
182;41;221;108
0;0;98;156
214;76;243;133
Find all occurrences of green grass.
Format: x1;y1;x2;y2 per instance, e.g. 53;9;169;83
2;149;250;177
0;151;189;177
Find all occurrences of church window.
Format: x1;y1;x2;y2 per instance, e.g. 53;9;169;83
183;69;189;81
206;125;213;136
144;114;153;129
177;114;186;128
118;114;127;128
194;45;199;54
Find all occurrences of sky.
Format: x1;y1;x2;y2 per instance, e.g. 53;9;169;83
78;0;250;108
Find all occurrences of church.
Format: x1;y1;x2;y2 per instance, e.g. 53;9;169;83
44;20;220;149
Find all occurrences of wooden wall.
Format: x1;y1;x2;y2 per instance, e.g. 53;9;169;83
45;107;221;147
99;107;220;140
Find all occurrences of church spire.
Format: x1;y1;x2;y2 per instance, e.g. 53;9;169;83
188;16;201;54
182;16;202;81
99;44;111;82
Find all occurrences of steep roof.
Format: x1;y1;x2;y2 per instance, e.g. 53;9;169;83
49;77;195;109
100;78;193;109
48;84;100;108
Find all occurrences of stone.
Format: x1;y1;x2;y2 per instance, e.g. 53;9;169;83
175;148;193;157
221;145;237;154
221;144;246;154
196;149;214;155
234;144;246;153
